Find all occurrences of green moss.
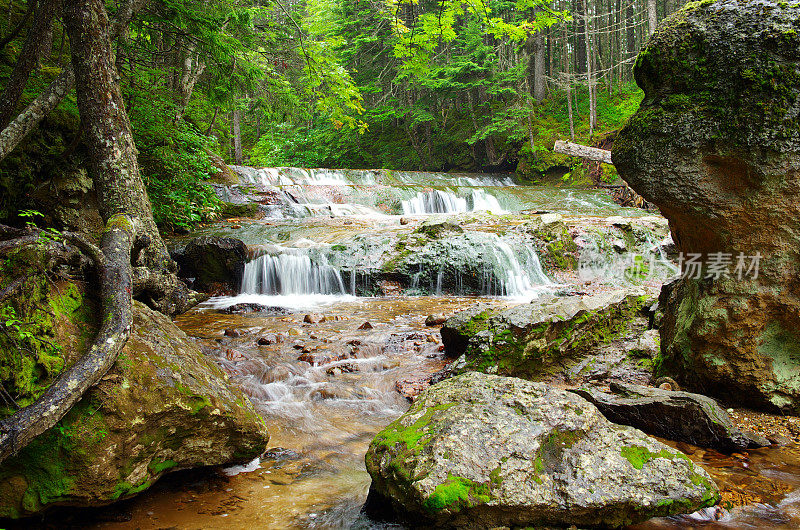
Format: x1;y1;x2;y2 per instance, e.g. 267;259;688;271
620;445;691;470
148;459;178;474
423;474;491;513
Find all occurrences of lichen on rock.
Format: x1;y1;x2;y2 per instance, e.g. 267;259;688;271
365;372;719;528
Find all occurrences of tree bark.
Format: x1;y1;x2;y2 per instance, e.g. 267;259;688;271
0;0;60;129
648;0;658;36
232;107;243;165
575;0;587;75
532;29;546;103
0;215;137;463
553;140;613;164
64;0;187;315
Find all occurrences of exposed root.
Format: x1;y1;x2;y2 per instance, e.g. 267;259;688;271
0;214;137;463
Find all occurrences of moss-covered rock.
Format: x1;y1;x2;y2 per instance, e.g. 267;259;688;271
442;290;650;379
0;257;268;519
614;0;800;413
524;214;579;269
365;372;719;528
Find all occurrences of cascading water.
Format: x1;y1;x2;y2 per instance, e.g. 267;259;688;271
241;251;347;295
401;189;506;215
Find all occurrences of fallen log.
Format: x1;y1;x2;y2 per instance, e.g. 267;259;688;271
553;140;613;165
0;214;138;463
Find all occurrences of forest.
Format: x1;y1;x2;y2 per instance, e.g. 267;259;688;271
2;0;800;528
0;0;677;230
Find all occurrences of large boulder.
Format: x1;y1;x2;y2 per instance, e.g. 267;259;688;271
613;0;800;413
442;290;649;379
0;301;269;519
573;382;769;453
173;236;247;294
365;372;719;528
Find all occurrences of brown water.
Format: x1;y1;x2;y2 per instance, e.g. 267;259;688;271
84;295;800;530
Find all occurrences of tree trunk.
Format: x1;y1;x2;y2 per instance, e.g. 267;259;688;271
553;140;612;164
64;0;187;315
626;4;636;58
232;107;243;165
0;0;60;129
532;29;546;103
575;0;587;75
648;0;658;36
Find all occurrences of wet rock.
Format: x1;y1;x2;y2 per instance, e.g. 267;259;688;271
525;214;578;270
442;291;649;379
378;280;403;296
173;236;247;293
224;328;241;337
358;321;374;330
628;329;660;359
399;217;411;225
395;379;431;401
288;328;303;336
257;334;279;346
0;302;269;519
414;217;464;238
303;313;323;324
425;314;447;326
366;372;719;528
572;382;769;452
218;303;291;315
613;1;800;414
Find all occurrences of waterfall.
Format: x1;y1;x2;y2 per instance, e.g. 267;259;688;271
487;240;551;297
401;189;505;215
241;251;346;295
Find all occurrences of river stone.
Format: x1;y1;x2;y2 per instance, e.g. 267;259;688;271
572;382;769;452
442;290;649;379
365;372;719;528
173;236;247;293
613;1;800;413
0;302;269;519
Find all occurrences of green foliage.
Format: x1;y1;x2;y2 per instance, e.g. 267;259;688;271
128;99;222;231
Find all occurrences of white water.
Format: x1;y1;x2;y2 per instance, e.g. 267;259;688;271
401;189;506;215
241;251;347;296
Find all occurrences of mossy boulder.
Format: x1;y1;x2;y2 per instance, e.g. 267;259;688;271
365;372;719;528
613;0;800;413
0;260;268;518
525;213;579;270
442;290;650;379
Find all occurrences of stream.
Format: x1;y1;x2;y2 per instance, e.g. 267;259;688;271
95;168;799;529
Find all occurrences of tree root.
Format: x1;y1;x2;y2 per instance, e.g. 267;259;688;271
0;214;137;463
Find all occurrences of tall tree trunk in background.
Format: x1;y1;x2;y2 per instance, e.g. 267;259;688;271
175;43;206;120
575;0;587;75
648;0;658;36
532;29;546;103
232;107;243;165
585;3;596;135
0;0;60;129
626;3;636;59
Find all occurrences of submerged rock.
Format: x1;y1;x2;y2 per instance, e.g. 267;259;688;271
442;290;649;379
0;302;269;518
614;1;800;413
365;372;719;528
573;382;769;452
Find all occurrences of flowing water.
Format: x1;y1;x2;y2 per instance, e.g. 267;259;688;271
99;167;799;529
